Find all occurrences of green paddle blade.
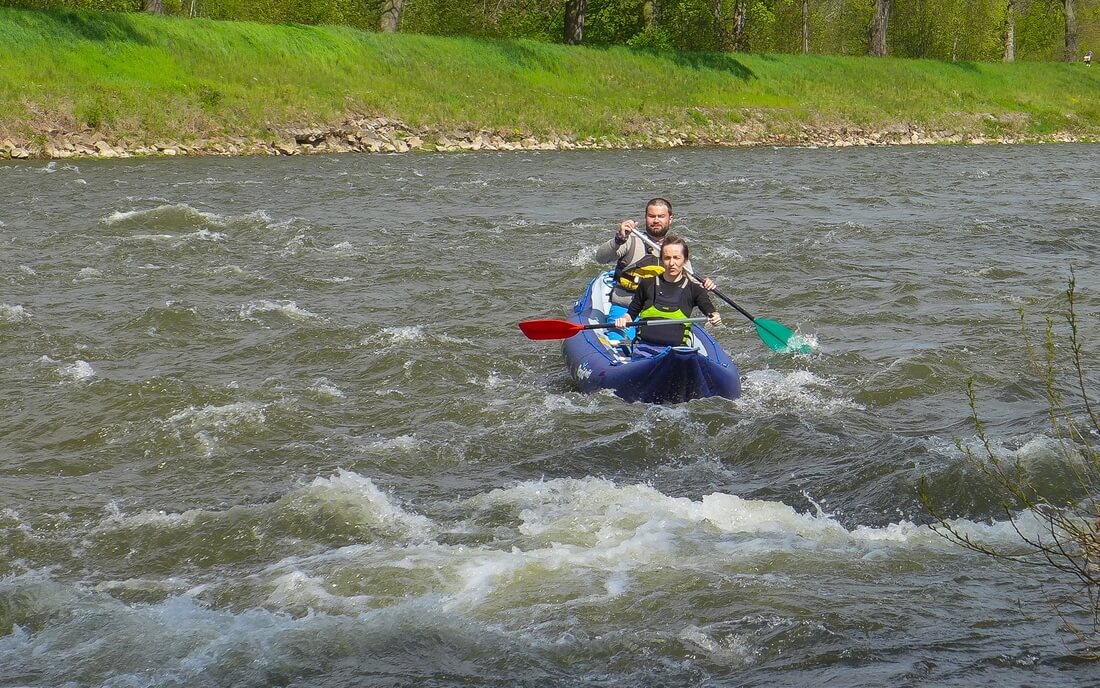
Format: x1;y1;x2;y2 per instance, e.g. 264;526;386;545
754;318;811;354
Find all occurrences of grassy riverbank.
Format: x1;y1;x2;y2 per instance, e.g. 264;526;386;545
3;6;1100;158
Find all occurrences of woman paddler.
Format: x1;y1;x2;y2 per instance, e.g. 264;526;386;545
613;236;721;350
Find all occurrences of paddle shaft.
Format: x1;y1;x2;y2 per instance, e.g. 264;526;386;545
582;317;709;331
518;315;712;340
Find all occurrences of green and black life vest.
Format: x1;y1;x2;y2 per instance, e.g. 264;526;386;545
637;279;693;346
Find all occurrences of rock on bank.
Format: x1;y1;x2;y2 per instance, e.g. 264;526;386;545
0;114;1089;160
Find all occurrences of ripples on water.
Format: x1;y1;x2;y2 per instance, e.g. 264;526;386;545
2;146;1099;686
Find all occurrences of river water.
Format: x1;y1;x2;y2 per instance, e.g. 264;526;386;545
2;144;1099;686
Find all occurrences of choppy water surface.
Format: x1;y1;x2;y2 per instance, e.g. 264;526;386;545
2;145;1099;686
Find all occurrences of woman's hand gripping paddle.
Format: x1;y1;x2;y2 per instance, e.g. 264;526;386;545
631;229;810;354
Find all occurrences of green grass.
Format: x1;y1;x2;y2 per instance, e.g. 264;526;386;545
2;6;1100;146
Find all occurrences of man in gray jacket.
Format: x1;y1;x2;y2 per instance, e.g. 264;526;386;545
595;198;715;317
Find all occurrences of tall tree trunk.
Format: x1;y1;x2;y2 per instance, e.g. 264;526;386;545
143;0;164;14
643;0;660;30
1003;0;1016;62
709;0;730;50
1064;0;1079;62
380;0;404;33
564;0;587;45
802;0;810;54
868;0;890;57
732;0;747;51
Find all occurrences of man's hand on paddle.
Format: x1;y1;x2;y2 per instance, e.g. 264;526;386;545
616;220;636;244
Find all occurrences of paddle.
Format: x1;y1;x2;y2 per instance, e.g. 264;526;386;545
519;317;709;341
630;229;810;354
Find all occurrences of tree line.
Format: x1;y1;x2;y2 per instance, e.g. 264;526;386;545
7;0;1100;62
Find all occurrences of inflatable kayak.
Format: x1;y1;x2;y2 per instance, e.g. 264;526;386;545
561;271;741;403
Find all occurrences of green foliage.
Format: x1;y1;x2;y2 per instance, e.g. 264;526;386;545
660;0;725;52
196;0;366;27
627;25;674;50
1017;0;1068;61
5;0;1100;63
585;0;646;45
75;93;113;128
0;0;141;11
890;0;1005;61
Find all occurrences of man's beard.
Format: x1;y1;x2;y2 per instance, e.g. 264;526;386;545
647;224;669;240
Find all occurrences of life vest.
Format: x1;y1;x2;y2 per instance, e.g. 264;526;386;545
613;252;659;292
637;278;692;346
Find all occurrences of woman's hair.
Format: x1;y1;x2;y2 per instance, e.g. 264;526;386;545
661;235;689;261
647;197;672;215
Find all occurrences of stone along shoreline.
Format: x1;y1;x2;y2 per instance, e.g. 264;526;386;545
0;113;1088;160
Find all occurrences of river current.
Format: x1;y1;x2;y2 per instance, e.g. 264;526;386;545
2;144;1099;686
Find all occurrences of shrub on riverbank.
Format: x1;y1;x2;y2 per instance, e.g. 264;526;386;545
2;6;1100;159
922;274;1100;657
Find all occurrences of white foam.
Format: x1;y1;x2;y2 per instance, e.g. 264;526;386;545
308;378;346;399
1009;435;1069;465
364;325;424;345
103;203;226;227
364;434;420;452
29;471;1067;643
711;246;745;262
37;355;95;381
185;228;227;242
238;300;320;321
0;576;343;686
94;576;193;597
539;392;602;414
738;368;861;415
167;401;268;430
470;477;956;555
679;625;758;666
101;500;204;530
784;331;818;353
570;245;598;267
104;208;157;224
930;510;1068;553
268;570;344;608
298;470;434;540
956;432;1090;470
59;360;95;381
0;303;29;322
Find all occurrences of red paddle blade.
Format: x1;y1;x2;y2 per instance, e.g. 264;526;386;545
518;318;584;340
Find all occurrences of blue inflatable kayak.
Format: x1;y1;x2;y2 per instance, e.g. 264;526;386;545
561;272;741;403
